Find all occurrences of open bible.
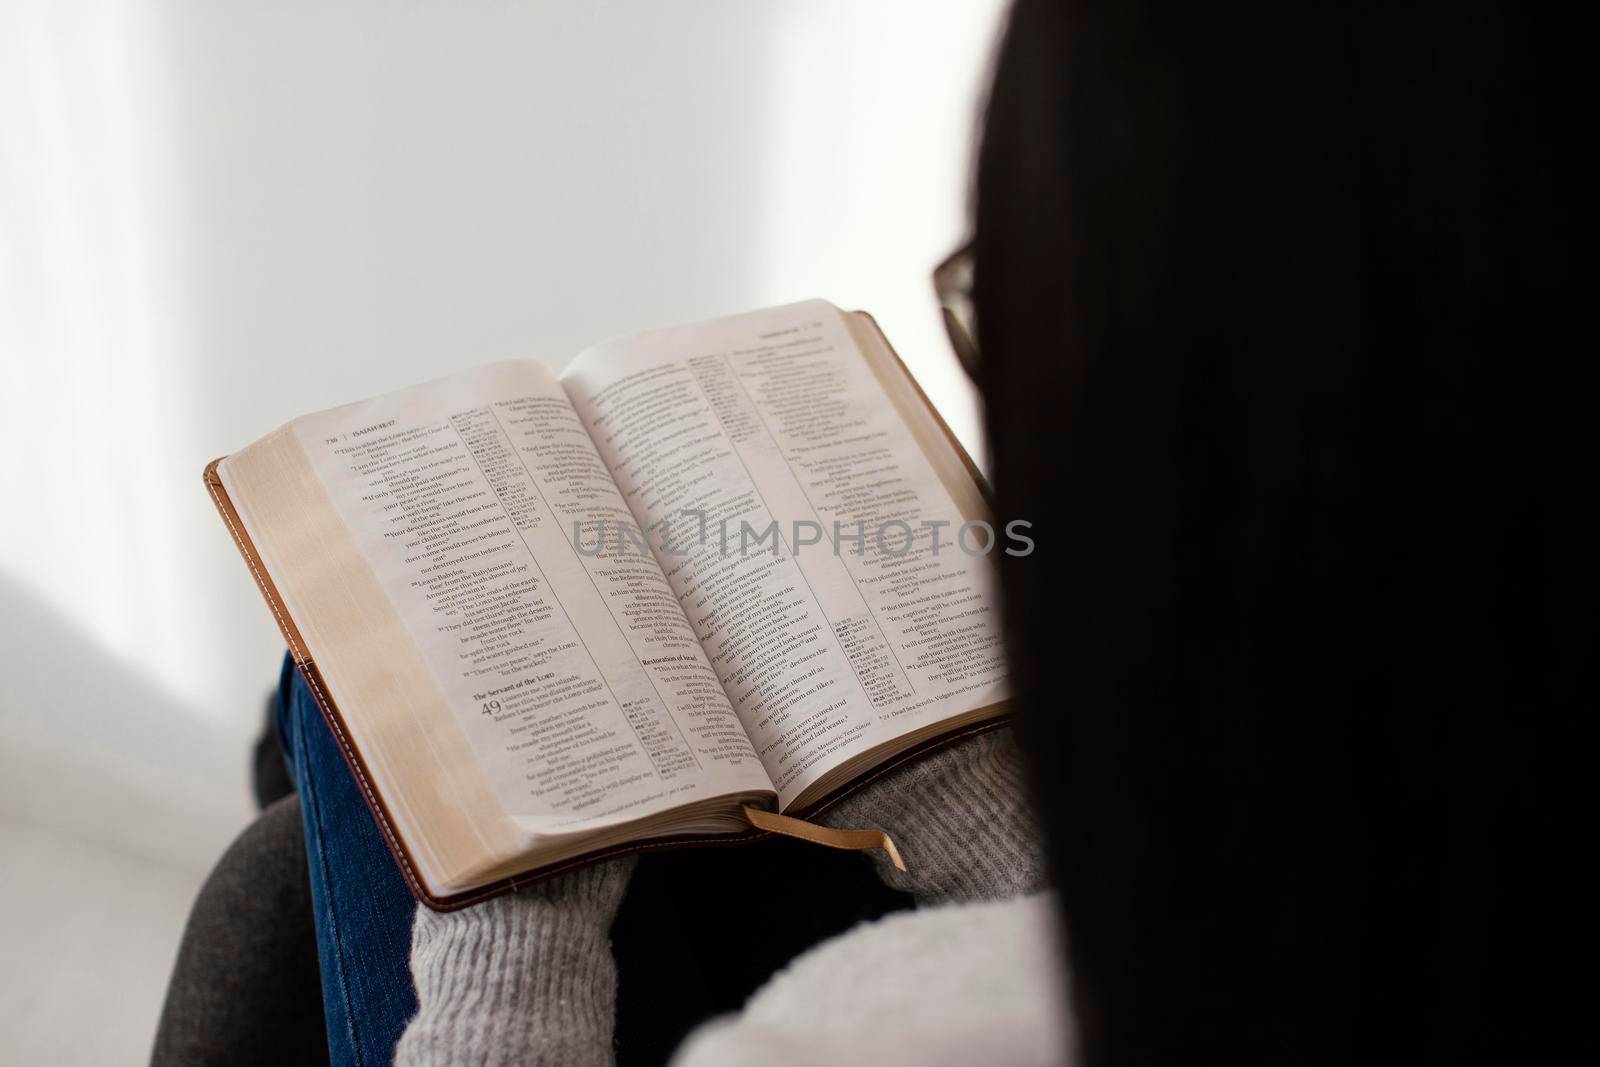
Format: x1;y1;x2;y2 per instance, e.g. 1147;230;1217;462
208;301;1012;909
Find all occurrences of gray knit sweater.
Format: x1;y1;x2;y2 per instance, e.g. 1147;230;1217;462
396;728;1059;1066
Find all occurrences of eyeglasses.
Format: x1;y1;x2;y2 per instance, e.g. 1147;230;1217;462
933;240;979;381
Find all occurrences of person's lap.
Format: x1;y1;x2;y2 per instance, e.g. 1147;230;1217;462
276;652;913;1064
160;653;911;1065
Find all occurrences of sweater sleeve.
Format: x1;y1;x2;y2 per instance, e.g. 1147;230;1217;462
394;857;634;1067
391;728;1042;1066
818;726;1048;905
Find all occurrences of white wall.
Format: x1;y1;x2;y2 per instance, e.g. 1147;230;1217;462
0;1;1007;1060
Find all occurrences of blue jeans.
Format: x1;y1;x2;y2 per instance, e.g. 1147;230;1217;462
275;653;416;1066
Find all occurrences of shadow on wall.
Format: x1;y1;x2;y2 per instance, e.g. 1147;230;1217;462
0;571;261;1063
0;570;253;873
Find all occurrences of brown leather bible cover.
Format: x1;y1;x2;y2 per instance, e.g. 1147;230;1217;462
203;310;1007;910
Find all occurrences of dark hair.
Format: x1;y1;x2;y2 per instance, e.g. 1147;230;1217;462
973;3;1589;1062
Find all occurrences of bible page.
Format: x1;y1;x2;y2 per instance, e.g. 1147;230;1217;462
560;302;1011;810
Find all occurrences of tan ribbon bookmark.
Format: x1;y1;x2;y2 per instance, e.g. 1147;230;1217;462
742;805;907;871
